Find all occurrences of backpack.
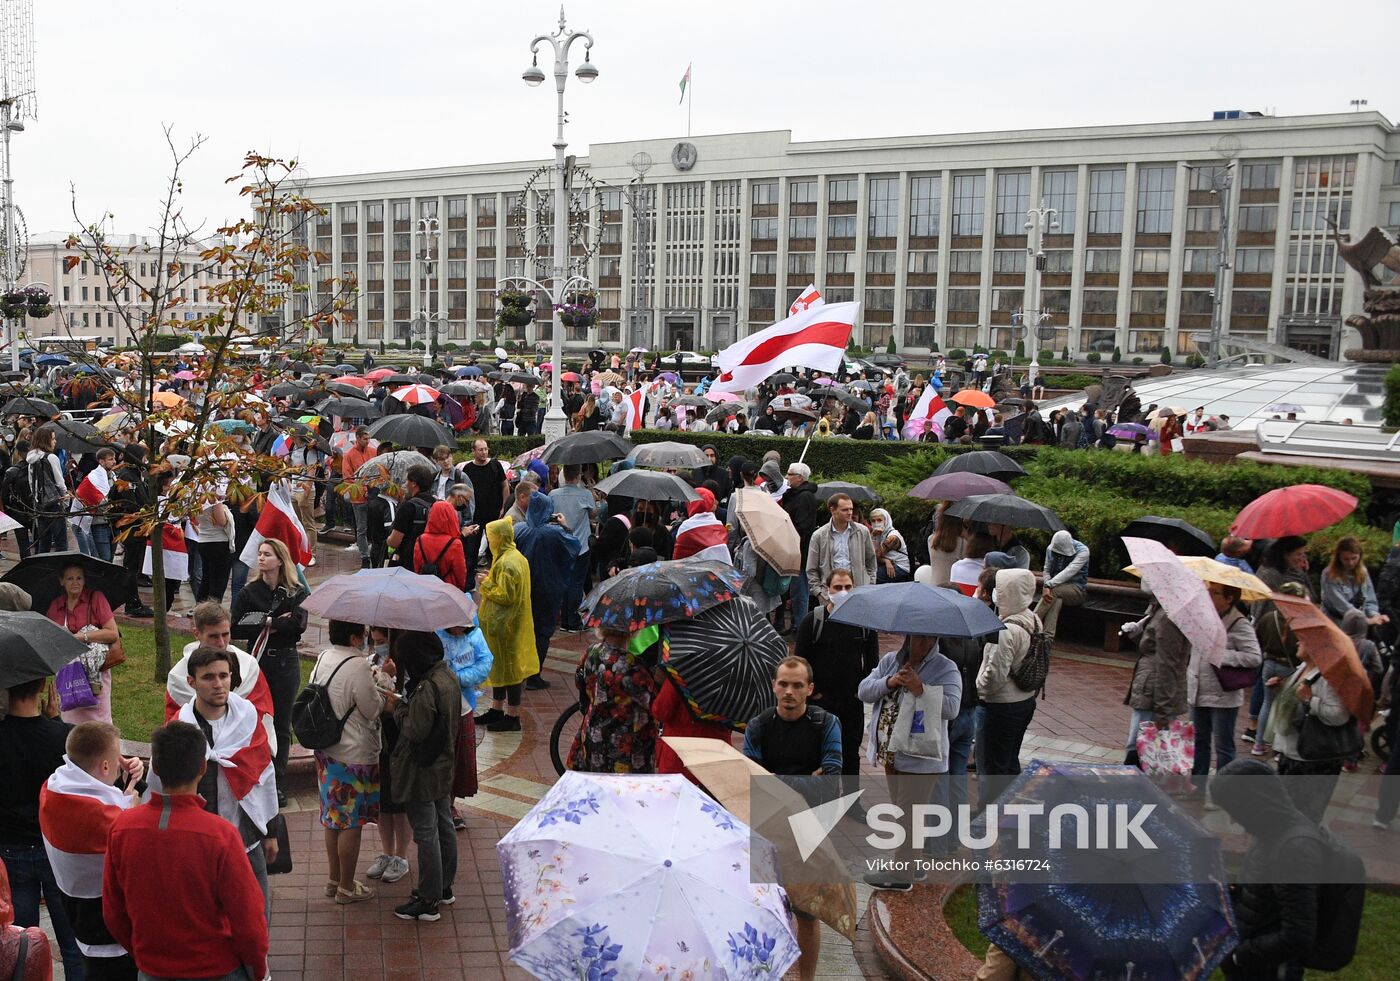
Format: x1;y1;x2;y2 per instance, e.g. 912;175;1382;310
1;462;33;518
755;705;830;776
1009;623;1052;696
290;654;357;750
417;536;454;580
1291;827;1366;971
760;560;792;598
28;456;62;512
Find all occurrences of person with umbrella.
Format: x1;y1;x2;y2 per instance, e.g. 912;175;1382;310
1187;582;1262;791
476;518;535;734
1121;600;1193;768
45;562;123;724
856;628;962;890
567;625;662;774
513;491;581;692
1260;637;1353;824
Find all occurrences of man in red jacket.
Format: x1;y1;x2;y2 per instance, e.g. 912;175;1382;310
103;721;269;981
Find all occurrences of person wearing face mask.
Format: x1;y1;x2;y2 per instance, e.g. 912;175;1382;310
869;508;910;584
796;569;880;796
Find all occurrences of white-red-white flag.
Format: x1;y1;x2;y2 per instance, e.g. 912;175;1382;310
238;479;313;567
902;386;952;440
623;388;647;431
173;691;278;834
711;301;860;393
143;523;189;583
71;466;111;532
788;284;824;316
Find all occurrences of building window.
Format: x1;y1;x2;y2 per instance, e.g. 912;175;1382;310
788;216;817;239
824;287;854;304
749;288;775;310
1179;290;1213;315
1088;168;1126;234
949;250;981;274
994;172;1030;236
864;288;894;311
447;197;468;218
789;179;816;204
419;200;438;219
392;201;411;221
1042;170;1077;234
1082;289;1118;315
365;202;384;223
992;250;1026;274
62;286;69;301
828;178;857;203
1188;164;1227;191
1293;156;1356;191
1085;249;1121;273
1389;202;1400;227
476;196;496;219
1043;250;1073;273
906;288;936;311
1239;205;1278;232
1135;166;1175;234
907;250;937;274
1184;248;1216;273
991;288;1022;312
751;181;777;206
1130;290;1167;314
1239;162;1280;190
1133;248;1170;273
751;253;777;274
1234;248;1274;274
1290;199;1349;232
910;175;941;237
1231;290;1271;317
951;174;985;237
1186;206;1220;233
866;251;896;274
787;252;815;276
827;215;856;238
947;288;979;312
826;251;854;274
867;177;899;237
475;229;495;249
339;203;358;223
751;217;779;240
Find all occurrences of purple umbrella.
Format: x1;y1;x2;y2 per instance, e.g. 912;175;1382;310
908;472;1012;501
303;567;477;630
811;377;839;387
1109;423;1156;439
656;371;679;383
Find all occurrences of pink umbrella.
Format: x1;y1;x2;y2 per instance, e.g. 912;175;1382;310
331;375;371;389
1122;536;1226;665
705;390;741;403
390;384;440;405
172;370;198;381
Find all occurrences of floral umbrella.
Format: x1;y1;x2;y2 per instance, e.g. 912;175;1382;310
1122;537;1226;666
579;558;744;634
498;771;798;980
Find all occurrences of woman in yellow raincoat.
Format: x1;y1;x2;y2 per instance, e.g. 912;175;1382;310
477;518;535;733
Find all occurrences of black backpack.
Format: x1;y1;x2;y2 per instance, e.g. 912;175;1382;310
417;537;454;580
28;456;62;512
291;655;356;750
1;462;33;517
1293;827;1366;971
1009;625;1052;696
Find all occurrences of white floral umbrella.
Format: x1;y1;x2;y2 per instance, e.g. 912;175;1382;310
498;772;798;980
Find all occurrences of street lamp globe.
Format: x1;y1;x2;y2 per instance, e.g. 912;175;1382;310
522;61;545;86
575;54;598;83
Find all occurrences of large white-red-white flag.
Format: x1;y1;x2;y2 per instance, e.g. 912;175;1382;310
40;759;133;904
902;386;953;440
623;388;648;431
711;301;860;393
239;479;313;567
143;522;189;583
173;691;278;834
789;283;824;316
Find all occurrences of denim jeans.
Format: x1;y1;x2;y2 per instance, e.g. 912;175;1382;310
92;524;113;562
34;514;68;553
1191;704;1240;779
787;569;810;630
1255;660;1296;744
186;543;204;601
352;502;371;559
1124;708;1156;752
0;843;84;981
559;552;590;630
406;797;457;903
934;708;976;844
229;559;249;611
74;524;97;557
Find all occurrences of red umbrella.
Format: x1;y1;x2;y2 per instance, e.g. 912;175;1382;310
561;371;582;382
1270;592;1374;724
1230;484;1357;538
331;375;371;389
365;367;396;382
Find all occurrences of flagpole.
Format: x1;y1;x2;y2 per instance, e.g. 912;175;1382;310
687;67;692;137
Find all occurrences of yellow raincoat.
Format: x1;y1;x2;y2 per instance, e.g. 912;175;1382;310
481;517;537;687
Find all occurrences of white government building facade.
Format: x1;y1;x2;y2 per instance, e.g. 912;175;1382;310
293;110;1400;360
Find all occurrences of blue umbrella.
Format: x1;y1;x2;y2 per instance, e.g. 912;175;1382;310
35;353;70;366
453;365;483;377
828;581;1003;637
976;759;1236;981
209;418;254;434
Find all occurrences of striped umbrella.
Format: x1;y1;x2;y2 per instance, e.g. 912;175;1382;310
662;596;786;731
389;384;440;405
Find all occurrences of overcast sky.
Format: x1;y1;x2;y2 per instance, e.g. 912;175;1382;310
16;0;1394;237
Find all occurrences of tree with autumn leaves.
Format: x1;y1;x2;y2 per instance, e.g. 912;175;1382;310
59;133;356;677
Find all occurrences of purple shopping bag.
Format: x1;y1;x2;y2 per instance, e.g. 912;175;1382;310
55;661;98;713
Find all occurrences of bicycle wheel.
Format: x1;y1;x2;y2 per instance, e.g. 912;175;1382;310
550;702;582;776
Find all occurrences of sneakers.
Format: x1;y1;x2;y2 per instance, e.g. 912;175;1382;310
476;708;504;727
365;854;392;880
487;715;522;733
394;896;441;921
440;887;456;906
452;806;466;831
1251;742;1271;757
1373;819;1394;831
361;557;373;569
862;873;913;891
381;856;410;883
344;542;360;551
1241;728;1257;744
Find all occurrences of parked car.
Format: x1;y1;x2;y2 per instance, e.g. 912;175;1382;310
660;350;716;372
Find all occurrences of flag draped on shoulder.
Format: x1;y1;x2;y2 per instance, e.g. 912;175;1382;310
41;759;132;900
165;644;277;751
239;479;312;567
673;510;732;564
176;691;278;834
71;465;110;533
710;301;859;393
901;386;952;440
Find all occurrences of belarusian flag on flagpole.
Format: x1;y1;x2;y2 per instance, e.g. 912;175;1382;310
678;63;692;104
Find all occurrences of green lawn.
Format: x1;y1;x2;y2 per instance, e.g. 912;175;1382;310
945;882;1400;979
111;624;313;743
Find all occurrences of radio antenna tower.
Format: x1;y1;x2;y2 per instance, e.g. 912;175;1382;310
0;0;35;369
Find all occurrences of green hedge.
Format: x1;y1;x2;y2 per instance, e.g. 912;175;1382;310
1385;363;1400;429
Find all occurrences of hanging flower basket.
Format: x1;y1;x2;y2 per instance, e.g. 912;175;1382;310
557;303;600;328
496;288;534;311
24;287;52;319
0;290;27;319
498;307;534;329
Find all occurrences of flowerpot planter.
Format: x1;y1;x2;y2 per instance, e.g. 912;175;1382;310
498;308;534;328
26;304;52;319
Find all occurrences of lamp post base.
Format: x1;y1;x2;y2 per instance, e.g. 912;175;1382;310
542;406;569;443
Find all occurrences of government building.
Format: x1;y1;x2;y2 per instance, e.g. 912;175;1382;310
294;110;1400;360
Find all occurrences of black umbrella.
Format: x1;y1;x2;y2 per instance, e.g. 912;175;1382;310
285;361;312;374
773;407;818;424
1;552;139;615
335;364;357;373
413;374;441;386
37;419;105;453
769;372;797;386
705;403;742;424
0;612;90;688
848;380;875;392
932;450;1027;482
507;372;541;385
1;396;59;417
831;391;869;411
381;373;418;386
367;414;454;448
326;381;371;399
594;469;701;503
829;582;1003;638
539;430;633;466
669;395;710;409
318;397;381;419
311;364;338;374
1121;516;1216;558
946;493;1066;532
628;441;709;469
266;383;307;399
908;472;1012;501
662;596;787;730
815;481;879;502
